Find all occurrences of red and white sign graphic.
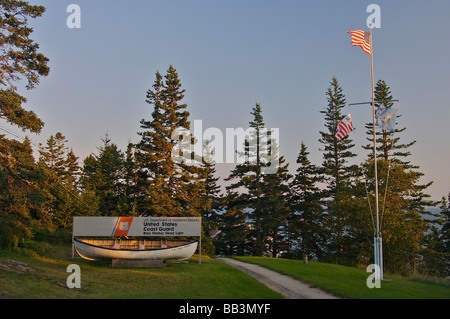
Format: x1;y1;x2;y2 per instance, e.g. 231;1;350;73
112;217;134;236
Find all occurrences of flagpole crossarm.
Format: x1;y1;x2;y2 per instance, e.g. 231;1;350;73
348;100;399;107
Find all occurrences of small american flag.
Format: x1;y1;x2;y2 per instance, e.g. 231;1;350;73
335;113;354;140
347;30;371;55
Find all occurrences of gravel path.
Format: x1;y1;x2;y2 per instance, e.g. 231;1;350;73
216;257;340;299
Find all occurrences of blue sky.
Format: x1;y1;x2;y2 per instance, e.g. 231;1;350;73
6;0;450;201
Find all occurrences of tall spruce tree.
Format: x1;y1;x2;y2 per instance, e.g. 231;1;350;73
0;137;50;246
81;135;127;216
197;140;222;255
225;103;291;256
200;140;221;231
136;65;205;217
65;148;80;190
289;142;326;259
318;77;358;262
362;79;416;166
39;132;75;182
319;77;358;193
359;79;435;274
38;132;82;228
439;193;450;276
260;142;291;257
122;142;138;215
441;193;450;255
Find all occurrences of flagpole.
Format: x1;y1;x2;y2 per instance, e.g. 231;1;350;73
370;27;383;281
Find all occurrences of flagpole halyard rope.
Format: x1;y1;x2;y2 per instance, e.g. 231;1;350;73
379;102;399;230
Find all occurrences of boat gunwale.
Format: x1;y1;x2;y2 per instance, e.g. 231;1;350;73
74;237;198;252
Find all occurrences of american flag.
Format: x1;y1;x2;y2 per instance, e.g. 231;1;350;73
347;30;371;55
335;113;354;140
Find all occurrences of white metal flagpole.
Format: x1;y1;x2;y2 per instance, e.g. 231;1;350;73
369;28;383;281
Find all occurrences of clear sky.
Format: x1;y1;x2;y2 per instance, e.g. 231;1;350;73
5;0;450;201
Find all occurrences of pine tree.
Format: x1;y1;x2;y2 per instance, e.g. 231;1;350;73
0;1;50;243
359;79;436;274
225;103;291;256
418;195;449;276
0;1;49;133
260;143;291;257
439;193;450;276
440;193;450;255
289;142;326;259
362;79;416;166
318;77;358;262
135;65;205;217
36;133;83;228
361;158;433;274
39;132;69;180
122;142;138;215
196;141;222;255
200;141;221;230
65;148;80;190
0;137;49;246
81;134;127;216
215;199;249;256
319;77;358;193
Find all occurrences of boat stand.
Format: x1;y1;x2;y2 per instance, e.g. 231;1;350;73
111;259;165;268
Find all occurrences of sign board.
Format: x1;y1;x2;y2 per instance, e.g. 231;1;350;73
72;216;202;263
73;216;201;237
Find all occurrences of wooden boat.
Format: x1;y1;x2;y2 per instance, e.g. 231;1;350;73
74;237;198;261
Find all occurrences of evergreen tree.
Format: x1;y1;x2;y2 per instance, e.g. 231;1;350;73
259;143;291;257
65;148;81;190
319;77;358;193
39;132;70;180
359;79;436;274
0;1;49;133
200;140;221;232
418;195;449;277
215;198;249;256
135;65;205;217
362;79;416;166
0;1;50;243
318;77;358;262
289;142;326;259
81;135;127;216
360;158;433;275
122;142;138;215
440;193;450;255
0;136;49;247
197;140;222;255
36;133;84;228
439;193;450;275
225;103;291;256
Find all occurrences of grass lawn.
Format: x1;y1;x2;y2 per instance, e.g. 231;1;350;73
2;243;448;299
0;245;282;299
234;256;450;299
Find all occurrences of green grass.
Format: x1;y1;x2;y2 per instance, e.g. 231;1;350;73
233;256;450;299
2;244;449;299
0;245;282;299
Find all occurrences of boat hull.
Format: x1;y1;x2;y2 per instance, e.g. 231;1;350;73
74;238;198;261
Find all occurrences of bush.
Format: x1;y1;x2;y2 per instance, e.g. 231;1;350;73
0;219;20;250
32;228;72;244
